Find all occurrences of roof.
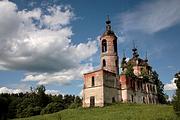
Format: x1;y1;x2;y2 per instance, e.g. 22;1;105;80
83;69;116;75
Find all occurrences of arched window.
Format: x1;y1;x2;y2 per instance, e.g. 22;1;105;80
149;96;151;103
92;76;95;87
153;86;155;92
103;59;106;67
102;39;107;52
112;97;115;103
131;95;134;102
113;39;117;53
143;97;146;103
150;85;152;92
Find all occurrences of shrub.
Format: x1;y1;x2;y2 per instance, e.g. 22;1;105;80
173;72;180;117
17;106;41;118
69;103;81;109
41;102;64;115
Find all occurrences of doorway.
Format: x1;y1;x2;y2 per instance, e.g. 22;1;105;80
90;96;95;107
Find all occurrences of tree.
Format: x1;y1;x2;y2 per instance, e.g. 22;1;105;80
0;85;82;119
0;96;8;120
69;96;82;109
63;95;75;108
74;96;82;105
173;71;180;117
35;85;50;107
152;71;167;104
140;68;150;82
7;97;22;119
125;64;136;79
36;85;46;95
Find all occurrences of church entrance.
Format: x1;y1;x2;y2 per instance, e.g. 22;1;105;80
90;96;95;107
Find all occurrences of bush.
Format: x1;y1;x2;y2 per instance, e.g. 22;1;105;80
69;103;81;109
7;97;22;118
17;106;41;118
173;95;180;117
173;72;180;117
41;102;64;115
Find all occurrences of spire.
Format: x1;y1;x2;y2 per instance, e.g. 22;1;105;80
132;40;139;58
145;51;148;62
132;40;137;52
106;15;111;31
123;49;126;60
102;15;115;37
106;15;111;24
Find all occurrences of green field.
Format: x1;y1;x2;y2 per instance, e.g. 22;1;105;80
14;103;178;120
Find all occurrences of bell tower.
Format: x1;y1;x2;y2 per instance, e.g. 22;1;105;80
100;16;119;75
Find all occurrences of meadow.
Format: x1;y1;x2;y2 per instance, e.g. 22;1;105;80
14;103;178;120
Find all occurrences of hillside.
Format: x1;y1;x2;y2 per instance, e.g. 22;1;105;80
14;103;178;120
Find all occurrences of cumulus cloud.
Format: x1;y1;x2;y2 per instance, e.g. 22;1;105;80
119;0;180;34
0;86;62;95
23;63;95;85
42;5;74;29
0;1;98;85
45;89;62;95
0;87;25;94
164;78;177;91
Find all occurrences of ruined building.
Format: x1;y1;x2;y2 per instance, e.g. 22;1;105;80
82;17;158;107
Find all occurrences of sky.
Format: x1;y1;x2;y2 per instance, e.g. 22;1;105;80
0;0;179;99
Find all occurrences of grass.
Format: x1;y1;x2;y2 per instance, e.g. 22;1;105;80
14;103;178;120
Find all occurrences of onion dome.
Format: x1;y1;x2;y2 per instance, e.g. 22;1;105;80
102;15;116;37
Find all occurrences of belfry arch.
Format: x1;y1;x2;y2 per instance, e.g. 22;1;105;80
102;39;107;52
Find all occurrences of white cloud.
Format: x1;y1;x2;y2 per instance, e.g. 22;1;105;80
0;86;62;95
119;0;180;34
45;89;62;95
42;5;74;29
0;1;98;85
164;78;177;91
23;63;95;85
167;65;174;69
117;32;126;43
0;87;25;94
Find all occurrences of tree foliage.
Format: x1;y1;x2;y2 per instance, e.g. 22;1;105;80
0;96;8;120
69;96;82;109
0;85;82;119
173;71;180;117
125;64;136;79
152;71;167;104
41;102;64;115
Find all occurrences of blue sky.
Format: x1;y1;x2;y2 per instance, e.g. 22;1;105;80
0;0;179;98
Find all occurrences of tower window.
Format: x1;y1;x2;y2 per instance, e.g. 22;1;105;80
113;40;117;53
103;59;106;67
102;39;107;52
115;59;118;67
92;76;95;86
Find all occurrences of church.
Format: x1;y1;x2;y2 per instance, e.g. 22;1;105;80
82;17;158;107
